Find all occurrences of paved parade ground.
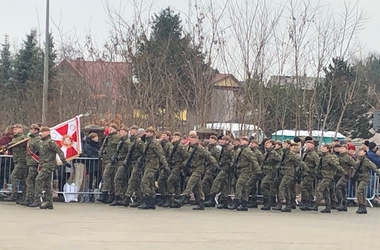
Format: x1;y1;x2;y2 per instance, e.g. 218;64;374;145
0;202;379;250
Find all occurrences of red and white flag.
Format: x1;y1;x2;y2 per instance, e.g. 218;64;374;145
50;115;82;162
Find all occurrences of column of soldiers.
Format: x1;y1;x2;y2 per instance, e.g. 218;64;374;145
97;126;380;214
3;124;70;210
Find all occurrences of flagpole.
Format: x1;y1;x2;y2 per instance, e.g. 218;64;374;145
42;0;50;125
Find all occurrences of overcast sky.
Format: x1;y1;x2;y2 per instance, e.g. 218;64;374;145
1;0;379;76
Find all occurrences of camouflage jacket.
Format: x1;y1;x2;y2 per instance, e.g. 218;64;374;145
251;147;264;166
167;141;188;170
317;152;347;179
354;155;380;182
261;148;281;175
11;133;27;163
234;145;260;175
302;149;319;178
39;135;67;168
123;135;144;167
339;152;356;172
186;143;217;174
114;136;130;162
161;140;172;159
282;150;309;177
143;136;168;170
205;143;220;171
218;144;234;172
275;148;283;157
99;132;119;162
26;133;40;166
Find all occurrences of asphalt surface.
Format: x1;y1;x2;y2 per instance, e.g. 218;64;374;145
0;202;379;250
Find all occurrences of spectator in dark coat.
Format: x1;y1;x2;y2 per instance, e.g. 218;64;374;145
83;133;101;190
0;126;14;189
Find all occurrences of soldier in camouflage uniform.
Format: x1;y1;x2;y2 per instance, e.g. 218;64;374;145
174;134;218;210
109;126;130;206
165;132;188;208
97;123;120;203
274;141;283;156
138;127;169;209
273;142;309;212
299;137;320;211
246;140;264;208
29;127;69;209
19;124;40;206
260;139;281;210
336;144;356;211
157;131;173;206
4;124;28;202
232;137;260;211
308;144;347;213
119;125;144;207
354;149;380;214
207;135;234;209
203;135;220;207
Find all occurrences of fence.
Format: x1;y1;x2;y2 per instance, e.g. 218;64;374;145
1;155;380;205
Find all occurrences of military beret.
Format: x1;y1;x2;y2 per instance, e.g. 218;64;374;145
189;134;198;139
222;135;231;142
130;125;139;130
40;126;50;132
173;132;182;137
364;140;370;147
163;131;171;137
234;138;241;142
369;141;377;150
109;123;118;130
241;136;250;142
30;124;40;130
294;136;301;143
210;135;217;140
334;143;342;148
275;140;282;145
217;135;223;140
146;126;156;133
333;138;340;142
119;125;129;131
322;144;332;150
348;144;356;151
13;124;23;129
304;136;313;142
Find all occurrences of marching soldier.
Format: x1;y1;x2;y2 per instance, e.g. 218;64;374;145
4;124;28;202
274;141;283;156
308;144;347;213
273;142;308;212
20;124;41;206
138;127;169;209
29;127;70;209
203;135;220;207
157;131;173;206
98;123;119;203
299;137;319;211
336;144;356;212
260;139;281;210
119;125;144;207
165;132;188;208
207;135;234;209
247;140;264;208
174;134;218;210
109;126;130;206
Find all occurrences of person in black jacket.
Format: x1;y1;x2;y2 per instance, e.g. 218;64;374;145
83;133;100;190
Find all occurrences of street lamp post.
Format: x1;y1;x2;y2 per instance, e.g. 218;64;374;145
42;0;50;124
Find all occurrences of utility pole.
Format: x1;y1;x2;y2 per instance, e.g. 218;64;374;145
42;0;50;124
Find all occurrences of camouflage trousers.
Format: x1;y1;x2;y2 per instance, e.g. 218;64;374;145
235;172;250;201
336;176;348;204
246;173;260;200
114;163;130;196
210;169;229;199
202;169;216;197
261;173;277;201
315;178;333;207
25;165;38;201
329;179;338;206
357;180;369;205
141;168;158;197
125;165;142;198
167;169;182;196
300;176;314;201
158;168;171;196
278;175;296;205
101;162;117;193
183;171;204;202
35;165;54;203
10;161;27;196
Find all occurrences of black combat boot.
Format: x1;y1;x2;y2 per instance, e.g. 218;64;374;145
97;192;108;203
228;199;238;210
281;204;292;212
109;195;121;206
19;198;33;206
149;196;156;209
237;200;248;211
299;200;310;211
105;193;114;204
170;196;182;208
272;202;282;211
297;199;305;207
216;199;227;209
331;201;337;210
203;195;215;207
119;196;130;207
320;206;331;213
161;196;171;208
40;202;54;210
337;201;348;212
4;194;18;202
156;196;164;207
137;197;149;209
193;200;205;210
28;198;41;208
261;198;271;210
307;204;318;211
130;197;143;208
174;195;189;206
271;196;277;207
357;205;367;214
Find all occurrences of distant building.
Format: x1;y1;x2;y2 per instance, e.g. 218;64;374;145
267;75;323;90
